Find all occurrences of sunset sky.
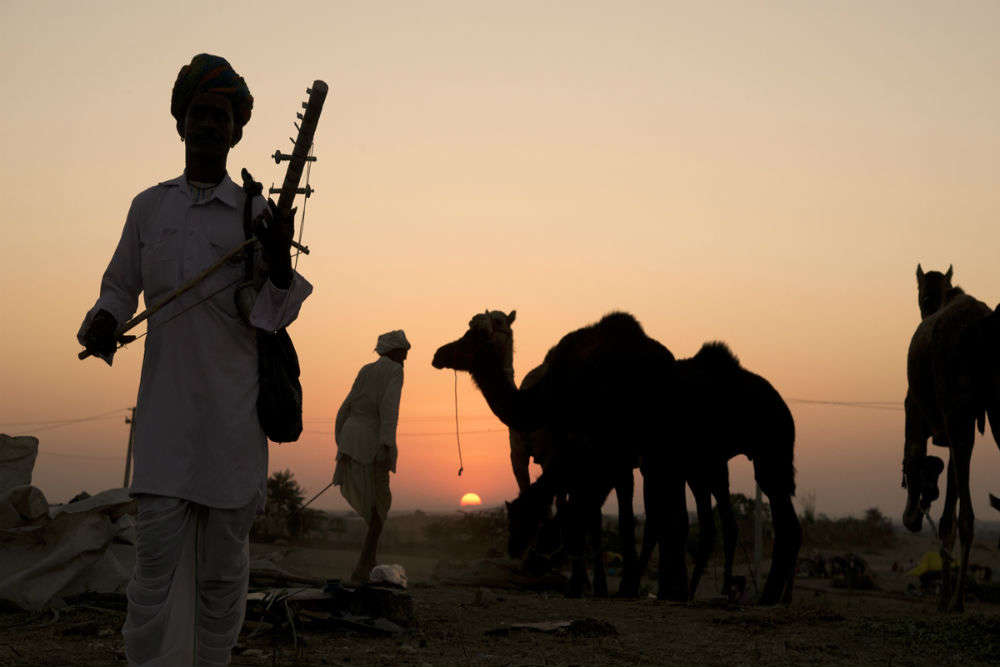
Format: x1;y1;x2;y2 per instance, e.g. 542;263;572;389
2;1;999;521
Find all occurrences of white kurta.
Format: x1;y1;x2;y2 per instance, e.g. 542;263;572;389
335;356;404;471
333;356;403;522
78;173;313;509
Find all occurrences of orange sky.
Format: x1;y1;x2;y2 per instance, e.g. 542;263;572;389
2;1;1000;519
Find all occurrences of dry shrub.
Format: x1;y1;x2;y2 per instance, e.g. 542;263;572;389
422;508;508;558
801;507;896;549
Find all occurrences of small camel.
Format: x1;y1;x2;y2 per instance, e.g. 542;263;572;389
903;264;1000;611
632;342;800;604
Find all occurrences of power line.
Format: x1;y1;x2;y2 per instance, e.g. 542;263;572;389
301;427;507;437
0;408;131;431
2;396;907;437
787;398;904;411
35;450;121;461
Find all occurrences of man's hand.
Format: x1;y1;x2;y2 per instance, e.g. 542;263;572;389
82;309;119;359
256;200;295;288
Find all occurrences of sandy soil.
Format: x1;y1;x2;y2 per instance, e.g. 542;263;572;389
2;527;999;667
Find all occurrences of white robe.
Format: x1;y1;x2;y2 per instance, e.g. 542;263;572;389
333;356;403;521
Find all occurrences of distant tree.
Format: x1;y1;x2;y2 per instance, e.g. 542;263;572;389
251;469;320;540
268;469;305;516
863;507;893;535
800;490;817;524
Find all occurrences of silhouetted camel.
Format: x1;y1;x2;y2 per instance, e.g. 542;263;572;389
903;264;1000;611
432;310;674;598
508;362;631;597
632;342;799;604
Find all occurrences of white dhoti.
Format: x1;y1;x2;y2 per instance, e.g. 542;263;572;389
124;495;257;667
332;452;391;525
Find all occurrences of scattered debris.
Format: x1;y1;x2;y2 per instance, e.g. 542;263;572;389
830;553;876;590
370;563;407;588
797;551;829;578
485;617;617;637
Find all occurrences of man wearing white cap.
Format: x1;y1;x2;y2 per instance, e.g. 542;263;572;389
333;330;410;581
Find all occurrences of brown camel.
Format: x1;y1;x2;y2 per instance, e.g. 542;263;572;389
432;310;673;598
902;264;1000;611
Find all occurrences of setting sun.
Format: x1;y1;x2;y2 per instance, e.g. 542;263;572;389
460;492;482;507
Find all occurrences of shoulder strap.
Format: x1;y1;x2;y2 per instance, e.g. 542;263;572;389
239;168;263;282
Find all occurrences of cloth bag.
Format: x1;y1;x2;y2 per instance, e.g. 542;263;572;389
239;169;303;443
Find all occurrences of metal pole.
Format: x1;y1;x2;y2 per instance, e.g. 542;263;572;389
754;482;763;592
123;407;136;487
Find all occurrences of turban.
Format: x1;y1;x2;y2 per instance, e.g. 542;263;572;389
376;330;411;355
171;53;253;143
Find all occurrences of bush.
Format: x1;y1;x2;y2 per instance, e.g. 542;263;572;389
251;469;323;541
801;507;896;549
422;508;508;558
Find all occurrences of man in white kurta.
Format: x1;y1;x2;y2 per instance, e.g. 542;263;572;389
78;54;311;667
333;330;409;581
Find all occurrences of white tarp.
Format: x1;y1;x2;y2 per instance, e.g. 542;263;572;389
0;435;39;494
0;486;136;611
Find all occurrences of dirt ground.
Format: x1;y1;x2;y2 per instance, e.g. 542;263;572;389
3;526;1000;667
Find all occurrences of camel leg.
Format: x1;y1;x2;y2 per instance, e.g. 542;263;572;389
759;493;801;605
937;455;958;611
591;503;608;598
561;496;590;598
948;425;975;613
712;466;738;599
650;470;688;602
616;467;639;597
688;477;715;601
635;468;657;585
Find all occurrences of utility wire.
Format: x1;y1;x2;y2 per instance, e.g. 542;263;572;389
787;398;904;411
0;408;130;429
4;398;907;433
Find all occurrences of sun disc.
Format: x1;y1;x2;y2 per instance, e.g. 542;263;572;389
460;492;482;507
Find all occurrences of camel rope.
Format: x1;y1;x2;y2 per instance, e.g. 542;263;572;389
454;370;464;476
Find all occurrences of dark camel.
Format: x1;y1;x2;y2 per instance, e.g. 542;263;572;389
902;264;1000;611
509;362;633;597
432;310;674;598
634;342;800;604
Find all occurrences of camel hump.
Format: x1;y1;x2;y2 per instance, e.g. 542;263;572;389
597;311;645;337
693;341;740;368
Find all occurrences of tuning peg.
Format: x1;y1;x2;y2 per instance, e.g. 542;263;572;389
307;87;313;94
301;101;308;109
289;137;296;145
296;113;303;120
294;122;301;132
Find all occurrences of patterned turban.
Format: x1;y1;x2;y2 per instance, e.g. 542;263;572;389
376;330;411;355
170;53;253;143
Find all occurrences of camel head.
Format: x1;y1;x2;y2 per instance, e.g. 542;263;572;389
915;263;953;319
432;309;516;374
